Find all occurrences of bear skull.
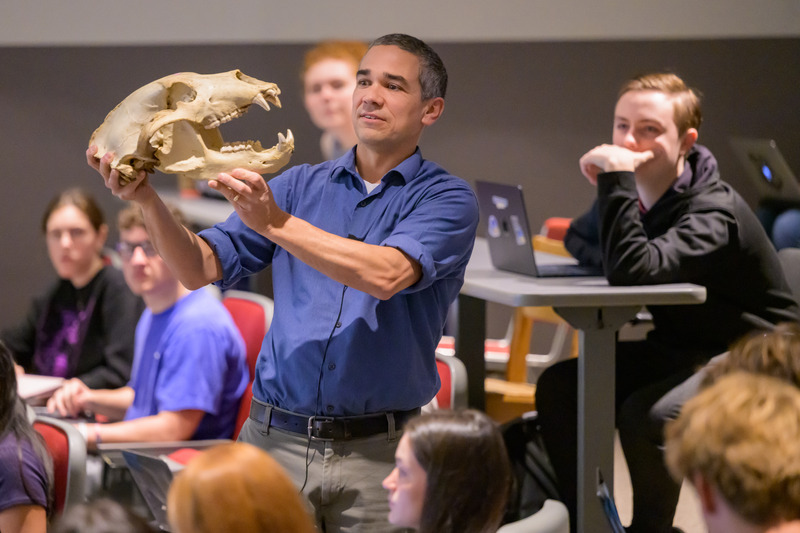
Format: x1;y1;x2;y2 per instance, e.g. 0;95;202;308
89;70;294;183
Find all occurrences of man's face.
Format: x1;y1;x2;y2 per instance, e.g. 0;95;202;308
304;58;357;133
118;226;175;298
353;45;432;152
45;205;105;284
612;90;692;183
382;434;427;529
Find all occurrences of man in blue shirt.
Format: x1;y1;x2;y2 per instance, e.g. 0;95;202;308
88;34;479;532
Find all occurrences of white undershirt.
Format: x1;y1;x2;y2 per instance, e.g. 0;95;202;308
363;179;380;194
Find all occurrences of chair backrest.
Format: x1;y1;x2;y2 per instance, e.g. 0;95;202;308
32;416;87;514
222;290;274;439
497;499;570;533
778;248;800;302
434;352;468;409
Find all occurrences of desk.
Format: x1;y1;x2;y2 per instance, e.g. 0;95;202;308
158;190;234;228
456;238;706;533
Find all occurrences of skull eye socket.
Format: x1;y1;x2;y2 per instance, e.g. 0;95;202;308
165;82;196;110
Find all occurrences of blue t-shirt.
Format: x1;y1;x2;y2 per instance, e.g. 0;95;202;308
124;289;248;439
200;148;479;416
0;432;49;512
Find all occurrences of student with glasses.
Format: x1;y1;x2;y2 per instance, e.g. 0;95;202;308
46;203;248;448
2;188;143;390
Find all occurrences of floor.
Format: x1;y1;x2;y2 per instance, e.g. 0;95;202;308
613;434;707;533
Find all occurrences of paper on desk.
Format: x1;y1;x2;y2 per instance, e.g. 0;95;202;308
17;375;64;400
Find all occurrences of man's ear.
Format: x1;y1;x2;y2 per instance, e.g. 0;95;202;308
680;128;699;155
421;97;445;127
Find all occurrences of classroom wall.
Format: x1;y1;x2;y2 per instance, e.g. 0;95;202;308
1;4;798;334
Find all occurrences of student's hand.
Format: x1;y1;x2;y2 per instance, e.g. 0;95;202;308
86;145;155;203
13;363;25;376
209;168;289;235
579;144;654;185
47;378;92;418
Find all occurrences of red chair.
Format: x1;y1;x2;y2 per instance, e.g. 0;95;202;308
222;290;274;439
432;352;468;410
33;415;87;513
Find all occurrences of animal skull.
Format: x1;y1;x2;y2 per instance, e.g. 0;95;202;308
89;70;294;183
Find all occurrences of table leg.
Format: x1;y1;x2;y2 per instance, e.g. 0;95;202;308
455;294;486;410
555;306;638;533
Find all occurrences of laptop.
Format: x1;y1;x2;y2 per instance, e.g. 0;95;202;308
475;180;603;277
122;450;182;531
729;137;800;206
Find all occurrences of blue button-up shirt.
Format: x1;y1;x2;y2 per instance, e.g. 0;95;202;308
200;148;479;416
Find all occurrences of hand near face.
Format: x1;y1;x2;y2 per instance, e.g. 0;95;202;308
86;145;155;204
579;144;655;185
47;378;92;418
209;169;288;236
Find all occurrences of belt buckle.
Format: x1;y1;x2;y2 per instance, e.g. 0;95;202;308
308;416;336;441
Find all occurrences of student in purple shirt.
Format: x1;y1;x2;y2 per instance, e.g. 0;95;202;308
46;204;247;448
88;34;478;532
2;189;143;389
1;340;52;533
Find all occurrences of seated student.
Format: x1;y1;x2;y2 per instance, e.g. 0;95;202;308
0;340;52;533
382;409;512;533
664;372;800;533
2;188;143;389
302;40;368;161
46;204;248;447
166;442;316;533
51;498;156;533
539;72;799;533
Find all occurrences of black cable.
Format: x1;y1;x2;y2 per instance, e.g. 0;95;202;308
298;283;348;494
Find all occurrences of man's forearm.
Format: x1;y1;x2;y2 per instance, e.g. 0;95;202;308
84;387;135;421
91;410;204;447
138;195;223;289
264;214;421;300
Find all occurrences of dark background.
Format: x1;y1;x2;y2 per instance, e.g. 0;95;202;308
1;38;798;334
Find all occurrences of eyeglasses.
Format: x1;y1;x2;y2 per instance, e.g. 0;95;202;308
116;240;158;260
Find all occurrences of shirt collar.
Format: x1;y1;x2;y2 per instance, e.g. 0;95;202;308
330;146;424;187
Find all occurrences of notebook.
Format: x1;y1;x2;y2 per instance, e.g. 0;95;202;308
729;137;800;206
122;450;181;531
475;181;603;278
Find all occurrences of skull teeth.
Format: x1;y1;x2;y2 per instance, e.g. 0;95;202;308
220;140;263;153
278;130;294;151
206;108;245;130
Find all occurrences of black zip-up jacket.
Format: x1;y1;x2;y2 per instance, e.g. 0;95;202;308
565;145;798;354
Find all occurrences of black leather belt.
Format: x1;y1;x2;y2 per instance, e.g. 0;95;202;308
249;400;420;441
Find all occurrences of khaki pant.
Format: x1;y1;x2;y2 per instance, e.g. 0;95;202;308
238;409;411;533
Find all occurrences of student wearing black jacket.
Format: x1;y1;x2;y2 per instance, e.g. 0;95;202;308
537;72;799;533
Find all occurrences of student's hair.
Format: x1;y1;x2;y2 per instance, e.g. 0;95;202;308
404;409;512;533
41;188;106;234
703;321;800;389
0;340;54;516
368;33;448;100
51;498;156;533
302;40;368;78
664;372;800;526
117;202;187;232
166;442;316;533
618;72;703;135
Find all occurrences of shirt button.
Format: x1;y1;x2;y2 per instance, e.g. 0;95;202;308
328;363;336;370
335;321;342;328
326;405;334;413
153;352;161;360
